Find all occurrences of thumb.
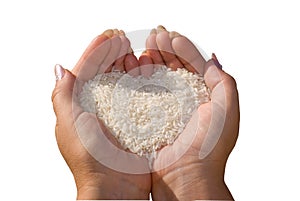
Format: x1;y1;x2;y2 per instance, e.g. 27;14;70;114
51;64;77;119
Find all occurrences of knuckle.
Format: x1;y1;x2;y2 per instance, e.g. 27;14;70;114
51;87;61;103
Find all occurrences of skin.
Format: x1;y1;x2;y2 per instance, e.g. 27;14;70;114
52;29;151;200
52;26;239;200
146;26;239;200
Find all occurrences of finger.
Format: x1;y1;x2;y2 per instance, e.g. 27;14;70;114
125;53;140;77
139;51;154;78
113;30;130;72
204;59;238;109
172;35;206;75
52;64;82;120
200;57;239;160
204;59;223;91
156;28;183;70
212;53;223;70
72;30;112;81
146;28;164;65
100;30;122;73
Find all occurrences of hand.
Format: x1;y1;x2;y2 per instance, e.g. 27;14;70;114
144;26;239;200
52;26;239;200
51;29;151;200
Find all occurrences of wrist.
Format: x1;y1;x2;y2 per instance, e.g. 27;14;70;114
75;174;150;200
152;161;233;200
77;185;104;200
77;184;150;200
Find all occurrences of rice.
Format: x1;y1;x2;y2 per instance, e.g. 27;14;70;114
79;65;210;157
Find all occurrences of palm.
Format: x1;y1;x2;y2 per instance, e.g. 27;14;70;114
55;29;152;199
150;63;239;200
144;26;239;200
152;72;239;169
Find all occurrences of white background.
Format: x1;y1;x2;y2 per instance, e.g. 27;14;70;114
0;0;299;200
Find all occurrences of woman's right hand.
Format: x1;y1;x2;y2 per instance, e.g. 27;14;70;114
145;26;239;201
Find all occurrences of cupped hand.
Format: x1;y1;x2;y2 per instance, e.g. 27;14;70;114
52;26;240;201
144;26;239;201
52;29;151;200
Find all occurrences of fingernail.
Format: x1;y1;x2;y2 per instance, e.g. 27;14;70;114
169;31;181;39
157;25;167;33
150;28;157;35
157;25;166;31
54;64;65;81
113;29;119;35
103;29;114;38
119;30;125;35
212;53;222;69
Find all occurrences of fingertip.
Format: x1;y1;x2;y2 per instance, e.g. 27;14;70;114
212;53;223;69
172;36;206;75
52;66;77;116
150;28;157;35
73;33;111;80
146;33;164;65
204;58;234;94
98;35;122;74
204;64;222;91
119;30;125;35
103;29;114;38
113;29;119;35
169;31;181;39
54;67;76;89
55;64;65;81
157;25;167;33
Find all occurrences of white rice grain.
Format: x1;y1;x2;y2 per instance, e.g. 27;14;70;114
79;65;210;157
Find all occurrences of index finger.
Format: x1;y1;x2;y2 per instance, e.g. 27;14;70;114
72;30;113;81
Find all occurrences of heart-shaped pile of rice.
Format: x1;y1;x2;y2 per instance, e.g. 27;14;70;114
79;66;210;157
